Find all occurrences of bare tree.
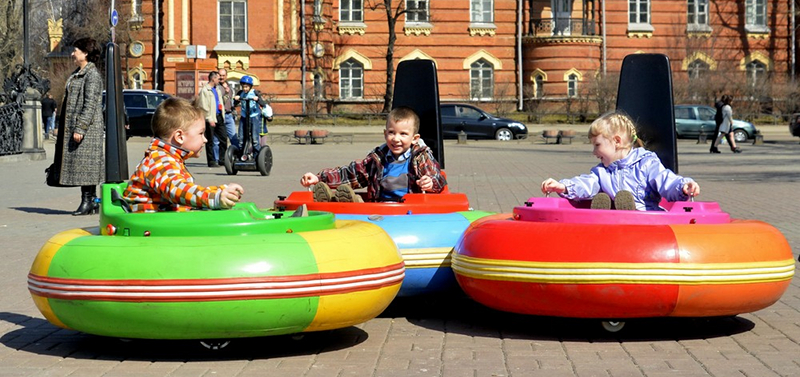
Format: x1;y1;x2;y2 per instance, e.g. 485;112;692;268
0;0;23;80
366;0;417;113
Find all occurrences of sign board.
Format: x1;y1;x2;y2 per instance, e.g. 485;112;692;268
186;45;196;59
186;45;207;59
110;9;119;27
175;71;197;100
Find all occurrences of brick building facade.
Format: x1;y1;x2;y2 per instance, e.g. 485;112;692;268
121;0;795;115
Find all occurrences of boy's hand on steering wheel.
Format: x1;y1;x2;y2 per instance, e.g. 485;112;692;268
417;175;433;192
541;178;566;195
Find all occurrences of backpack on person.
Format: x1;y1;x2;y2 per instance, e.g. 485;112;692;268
714;100;724;126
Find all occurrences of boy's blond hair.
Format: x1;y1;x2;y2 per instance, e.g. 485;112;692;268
387;106;420;134
588;111;644;149
151;97;205;139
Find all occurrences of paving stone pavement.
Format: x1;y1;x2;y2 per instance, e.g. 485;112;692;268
1;125;799;376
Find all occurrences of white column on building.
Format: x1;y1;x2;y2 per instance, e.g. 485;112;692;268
277;0;285;45
290;0;298;45
166;0;175;45
181;0;189;45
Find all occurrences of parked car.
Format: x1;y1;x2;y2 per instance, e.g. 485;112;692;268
789;113;800;138
674;104;758;143
104;89;171;137
122;89;171;137
440;104;527;141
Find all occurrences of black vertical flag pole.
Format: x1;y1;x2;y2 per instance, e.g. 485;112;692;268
105;3;128;182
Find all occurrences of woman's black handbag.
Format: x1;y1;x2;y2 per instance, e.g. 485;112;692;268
45;163;68;187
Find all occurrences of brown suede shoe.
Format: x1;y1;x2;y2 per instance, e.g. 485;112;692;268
334;184;364;203
614;190;636;210
312;182;334;202
590;192;611;210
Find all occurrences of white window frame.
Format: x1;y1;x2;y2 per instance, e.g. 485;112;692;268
628;0;654;33
470;0;493;24
687;0;711;32
567;74;578;98
470;59;494;100
219;0;248;43
340;0;363;22
339;59;364;99
745;0;768;33
406;0;429;23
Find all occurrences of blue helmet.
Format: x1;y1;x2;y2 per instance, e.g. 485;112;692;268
240;75;254;86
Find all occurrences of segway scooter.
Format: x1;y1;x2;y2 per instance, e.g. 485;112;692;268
224;97;273;176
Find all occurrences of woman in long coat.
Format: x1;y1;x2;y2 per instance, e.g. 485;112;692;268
53;37;105;215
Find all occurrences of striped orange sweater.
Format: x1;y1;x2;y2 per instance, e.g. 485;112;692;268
123;138;227;212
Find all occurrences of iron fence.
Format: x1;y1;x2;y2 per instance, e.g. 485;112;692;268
528;18;596;37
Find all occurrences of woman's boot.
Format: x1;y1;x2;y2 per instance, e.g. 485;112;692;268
72;186;97;216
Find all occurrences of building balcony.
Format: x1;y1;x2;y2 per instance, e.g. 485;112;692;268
527;18;596;38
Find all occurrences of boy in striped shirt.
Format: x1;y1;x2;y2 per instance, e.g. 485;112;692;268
123;98;244;212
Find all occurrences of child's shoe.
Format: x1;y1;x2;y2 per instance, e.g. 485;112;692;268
614;190;636;211
334;184;364;203
312;182;334;202
590;193;611;210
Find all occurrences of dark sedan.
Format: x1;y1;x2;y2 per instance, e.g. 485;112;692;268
440;104;527;141
123;89;171;137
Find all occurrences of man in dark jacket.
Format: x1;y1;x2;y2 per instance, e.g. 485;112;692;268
41;93;57;139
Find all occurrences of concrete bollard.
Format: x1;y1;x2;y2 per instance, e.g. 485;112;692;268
457;130;467;144
697;132;707;144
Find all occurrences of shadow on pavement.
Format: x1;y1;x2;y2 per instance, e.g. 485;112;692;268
382;294;755;342
11;207;73;215
0;312;368;360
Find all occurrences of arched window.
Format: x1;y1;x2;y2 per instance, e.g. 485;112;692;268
746;60;767;87
470;59;494;100
567;74;578;97
687;59;709;80
339;59;363;99
314;73;325;98
534;75;544;98
131;72;143;89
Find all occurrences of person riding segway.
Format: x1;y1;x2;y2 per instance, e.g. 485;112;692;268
225;76;273;176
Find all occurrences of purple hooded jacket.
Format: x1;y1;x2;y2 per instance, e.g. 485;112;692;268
559;147;695;211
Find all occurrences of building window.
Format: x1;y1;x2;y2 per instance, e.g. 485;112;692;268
687;59;709;80
567;74;578;97
219;1;247;43
341;0;363;22
745;0;766;28
746;60;767;87
314;73;325;98
471;0;493;23
628;0;649;25
687;0;708;26
534;75;544;98
470;59;494;100
406;0;429;23
339;59;363;99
